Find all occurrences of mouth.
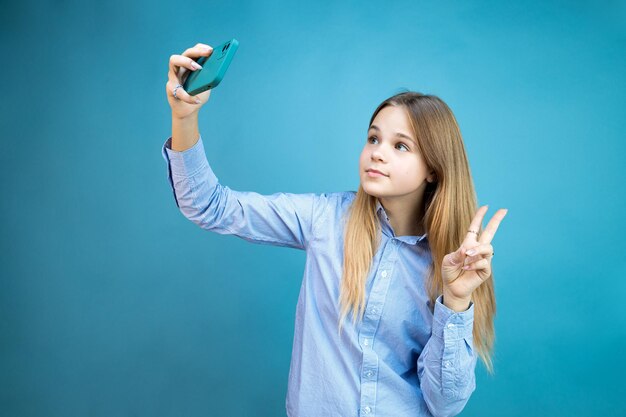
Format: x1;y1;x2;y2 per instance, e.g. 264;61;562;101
366;169;388;177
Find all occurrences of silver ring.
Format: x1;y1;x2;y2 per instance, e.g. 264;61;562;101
173;84;183;100
467;229;478;235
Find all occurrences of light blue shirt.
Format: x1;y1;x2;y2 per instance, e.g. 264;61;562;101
162;136;477;417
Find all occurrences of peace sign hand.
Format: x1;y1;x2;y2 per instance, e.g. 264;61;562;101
441;206;508;310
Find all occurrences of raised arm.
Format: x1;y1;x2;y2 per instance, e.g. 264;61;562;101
163;42;326;251
162;135;325;250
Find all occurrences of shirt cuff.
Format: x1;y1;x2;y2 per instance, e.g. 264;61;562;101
161;135;208;178
432;295;474;341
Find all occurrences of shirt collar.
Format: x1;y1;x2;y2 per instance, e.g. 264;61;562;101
375;199;428;245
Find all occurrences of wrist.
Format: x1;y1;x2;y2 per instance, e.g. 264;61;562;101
172;111;199;122
442;291;471;312
171;113;200;152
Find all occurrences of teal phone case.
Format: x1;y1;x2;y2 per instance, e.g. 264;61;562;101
183;38;239;96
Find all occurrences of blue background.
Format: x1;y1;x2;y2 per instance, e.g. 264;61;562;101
1;1;625;416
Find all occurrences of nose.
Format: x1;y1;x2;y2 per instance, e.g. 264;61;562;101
371;148;385;162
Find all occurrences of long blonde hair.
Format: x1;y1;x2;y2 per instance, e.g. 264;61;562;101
338;91;496;374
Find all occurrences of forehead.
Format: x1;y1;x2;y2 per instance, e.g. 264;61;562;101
371;105;411;130
369;105;415;142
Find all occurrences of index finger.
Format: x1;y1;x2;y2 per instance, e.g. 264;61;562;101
464;205;489;244
168;44;214;80
479;208;508;244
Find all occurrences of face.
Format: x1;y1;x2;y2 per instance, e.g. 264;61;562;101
359;105;435;205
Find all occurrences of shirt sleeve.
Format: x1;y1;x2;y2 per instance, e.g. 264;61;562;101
417;295;477;417
161;135;326;251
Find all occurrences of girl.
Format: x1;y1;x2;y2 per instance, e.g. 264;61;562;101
163;42;507;417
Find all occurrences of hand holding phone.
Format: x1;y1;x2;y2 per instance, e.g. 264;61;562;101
166;39;238;119
183;38;239;96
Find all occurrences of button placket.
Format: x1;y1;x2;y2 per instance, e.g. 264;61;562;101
357;242;397;416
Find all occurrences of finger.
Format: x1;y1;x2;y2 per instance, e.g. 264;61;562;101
166;80;201;105
182;43;214;58
479;208;508;244
169;54;204;81
462;258;489;272
445;246;465;266
464;205;489;244
166;65;193;90
463;243;494;265
169;43;213;82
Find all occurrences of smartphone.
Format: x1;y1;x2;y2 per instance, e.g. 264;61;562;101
183;38;239;96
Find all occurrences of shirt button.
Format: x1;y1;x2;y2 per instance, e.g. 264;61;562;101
381;270;388;278
370;307;378;315
447;323;455;329
364;339;370;346
365;371;373;377
363;406;372;414
445;361;452;368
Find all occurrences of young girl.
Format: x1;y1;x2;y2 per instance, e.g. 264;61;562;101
163;42;507;417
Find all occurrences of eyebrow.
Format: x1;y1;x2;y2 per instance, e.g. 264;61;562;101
368;125;417;145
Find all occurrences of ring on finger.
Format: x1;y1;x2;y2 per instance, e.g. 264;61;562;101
173;84;183;100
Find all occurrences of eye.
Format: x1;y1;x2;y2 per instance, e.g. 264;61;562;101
368;136;410;152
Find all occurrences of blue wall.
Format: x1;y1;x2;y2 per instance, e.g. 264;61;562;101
1;1;625;416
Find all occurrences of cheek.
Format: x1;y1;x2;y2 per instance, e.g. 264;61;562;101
358;150;367;166
399;160;424;181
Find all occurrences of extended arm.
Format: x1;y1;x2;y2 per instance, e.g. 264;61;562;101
162;134;326;250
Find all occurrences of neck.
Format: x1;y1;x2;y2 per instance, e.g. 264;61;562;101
379;197;426;237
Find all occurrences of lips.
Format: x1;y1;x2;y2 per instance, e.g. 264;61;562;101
366;168;387;176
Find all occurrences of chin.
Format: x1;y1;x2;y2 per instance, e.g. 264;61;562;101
360;183;384;198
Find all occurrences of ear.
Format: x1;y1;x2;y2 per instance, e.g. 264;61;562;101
427;170;437;183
